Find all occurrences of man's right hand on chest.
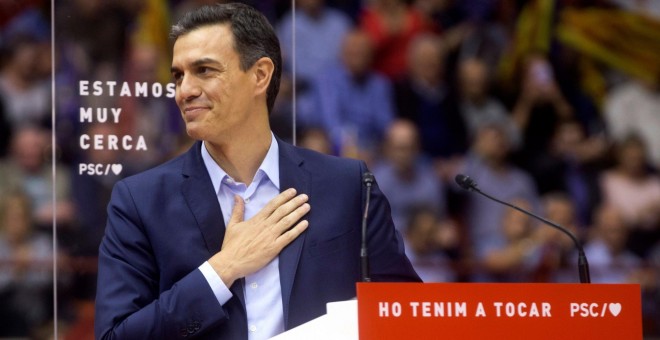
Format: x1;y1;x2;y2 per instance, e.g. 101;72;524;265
208;188;310;287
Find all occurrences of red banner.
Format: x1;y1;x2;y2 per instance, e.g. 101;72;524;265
357;283;641;339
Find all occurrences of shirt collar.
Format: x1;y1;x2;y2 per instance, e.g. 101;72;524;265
201;133;280;194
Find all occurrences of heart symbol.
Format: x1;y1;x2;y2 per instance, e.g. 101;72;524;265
609;303;621;317
111;164;123;175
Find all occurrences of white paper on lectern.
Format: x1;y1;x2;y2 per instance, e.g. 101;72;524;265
269;299;358;340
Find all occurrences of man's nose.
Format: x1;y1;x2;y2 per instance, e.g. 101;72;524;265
178;75;201;100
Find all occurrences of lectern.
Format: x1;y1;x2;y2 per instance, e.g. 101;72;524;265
273;283;641;339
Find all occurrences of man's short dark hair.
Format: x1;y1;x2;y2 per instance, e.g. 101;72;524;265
171;3;282;114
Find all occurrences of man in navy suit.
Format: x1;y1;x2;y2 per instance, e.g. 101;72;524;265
94;3;420;339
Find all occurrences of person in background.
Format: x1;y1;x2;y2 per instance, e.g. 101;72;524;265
0;33;50;129
600;135;660;258
118;43;184;173
394;33;468;159
480;198;543;282
297;127;333;155
454;122;538;279
276;0;352;128
533;120;606;226
509;53;575;185
403;206;458;283
0;190;54;337
359;0;434;80
604;78;660;169
583;205;646;284
0;125;75;231
372;119;445;232
68;123;125;304
311;29;395;161
456;56;519;147
541;192;587;283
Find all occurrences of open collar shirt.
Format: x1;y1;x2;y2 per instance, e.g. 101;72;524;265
198;133;284;340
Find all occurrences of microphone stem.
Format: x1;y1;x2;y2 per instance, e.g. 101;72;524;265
472;187;590;283
578;252;591;284
361;182;372;282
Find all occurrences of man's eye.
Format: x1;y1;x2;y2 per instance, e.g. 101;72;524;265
172;72;182;82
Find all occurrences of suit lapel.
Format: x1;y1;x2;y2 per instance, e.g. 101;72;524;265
180;142;249;312
180;141;226;254
277;139;311;329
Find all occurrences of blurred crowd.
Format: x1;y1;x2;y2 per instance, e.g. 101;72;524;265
1;0;659;338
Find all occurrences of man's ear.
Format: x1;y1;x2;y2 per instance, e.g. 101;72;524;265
253;57;274;96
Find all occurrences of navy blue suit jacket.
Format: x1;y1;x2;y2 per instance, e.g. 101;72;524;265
95;138;420;339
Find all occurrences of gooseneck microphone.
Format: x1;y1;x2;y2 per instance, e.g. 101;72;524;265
361;172;375;282
455;174;591;284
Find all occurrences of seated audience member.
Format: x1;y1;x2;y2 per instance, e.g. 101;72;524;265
600;135;660;257
0;33;51;129
394;33;468;158
456;57;519;147
542;193;582;246
372;119;445;231
118;43;184;173
584;205;645;284
276;0;352;127
71;123;124;254
0;190;53;337
298;127;332;155
456;123;539;272
480;198;543;282
67;123;126;304
359;0;434;80
403;206;458;282
509;53;574;181
604;78;660;169
538;193;583;283
0;125;75;231
534;120;606;225
311;29;395;161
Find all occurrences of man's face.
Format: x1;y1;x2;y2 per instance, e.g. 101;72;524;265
171;24;256;143
341;32;373;77
385;123;418;172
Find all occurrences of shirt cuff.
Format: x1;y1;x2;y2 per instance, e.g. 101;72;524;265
199;261;233;306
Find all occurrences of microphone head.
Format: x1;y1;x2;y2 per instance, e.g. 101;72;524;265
363;172;375;185
455;174;477;191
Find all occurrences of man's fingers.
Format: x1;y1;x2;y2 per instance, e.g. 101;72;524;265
228;195;245;226
275;219;309;248
274;202;310;232
255;188;298;219
268;193;309;224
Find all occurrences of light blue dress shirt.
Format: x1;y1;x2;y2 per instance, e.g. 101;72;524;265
198;133;284;340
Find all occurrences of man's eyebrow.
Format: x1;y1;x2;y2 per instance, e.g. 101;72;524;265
192;58;222;67
171;58;223;73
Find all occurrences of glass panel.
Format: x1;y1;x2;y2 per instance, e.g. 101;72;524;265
53;1;185;337
22;0;293;339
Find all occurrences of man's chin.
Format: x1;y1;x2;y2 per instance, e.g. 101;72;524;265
185;126;205;141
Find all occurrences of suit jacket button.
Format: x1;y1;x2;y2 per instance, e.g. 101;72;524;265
180;328;189;337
